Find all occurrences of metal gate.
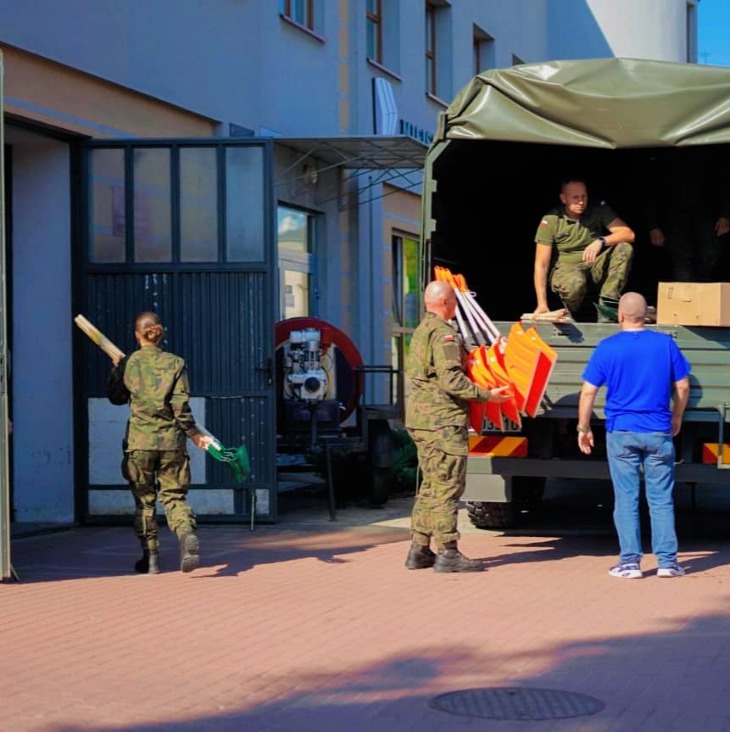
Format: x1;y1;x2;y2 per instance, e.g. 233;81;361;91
79;139;277;523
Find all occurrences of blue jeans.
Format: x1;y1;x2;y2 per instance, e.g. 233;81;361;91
606;431;678;567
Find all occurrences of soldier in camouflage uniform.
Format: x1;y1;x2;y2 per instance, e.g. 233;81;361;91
405;281;510;573
108;312;212;575
533;179;635;321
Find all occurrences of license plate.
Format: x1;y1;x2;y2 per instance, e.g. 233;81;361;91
483;417;522;433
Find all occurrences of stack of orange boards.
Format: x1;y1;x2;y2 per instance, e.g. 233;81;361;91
433;267;559;430
466;330;557;432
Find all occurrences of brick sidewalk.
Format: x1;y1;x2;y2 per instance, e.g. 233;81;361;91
3;502;730;732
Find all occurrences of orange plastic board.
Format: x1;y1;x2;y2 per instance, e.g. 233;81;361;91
486;342;521;427
469;401;486;434
468;345;504;430
468;435;528;457
702;443;730;464
522;326;558;418
503;323;539;413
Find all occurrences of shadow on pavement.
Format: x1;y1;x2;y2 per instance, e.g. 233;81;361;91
46;614;730;732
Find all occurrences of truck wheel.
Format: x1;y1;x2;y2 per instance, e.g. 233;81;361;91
465;501;516;530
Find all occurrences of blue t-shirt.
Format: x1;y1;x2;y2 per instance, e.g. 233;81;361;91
582;330;691;433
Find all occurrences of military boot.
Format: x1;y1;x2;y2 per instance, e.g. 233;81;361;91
405;543;436;570
433;544;484;573
179;532;200;573
134;549;161;575
595;296;619;323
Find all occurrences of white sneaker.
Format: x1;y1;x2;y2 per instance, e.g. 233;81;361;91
657;564;685;578
608;562;642;579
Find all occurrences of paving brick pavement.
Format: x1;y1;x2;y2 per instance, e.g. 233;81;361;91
3;497;730;732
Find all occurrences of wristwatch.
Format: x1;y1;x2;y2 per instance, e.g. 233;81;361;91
577;425;592;433
598;236;607;247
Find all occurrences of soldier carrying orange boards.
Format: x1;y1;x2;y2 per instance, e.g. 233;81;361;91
404;280;510;573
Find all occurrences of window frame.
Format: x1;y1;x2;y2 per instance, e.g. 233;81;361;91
473;24;495;77
425;2;437;97
277;203;318;320
283;0;315;31
366;0;383;64
391;232;421;415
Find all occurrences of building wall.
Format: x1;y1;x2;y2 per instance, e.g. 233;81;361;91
583;0;697;63
11;133;74;522
2;46;216;139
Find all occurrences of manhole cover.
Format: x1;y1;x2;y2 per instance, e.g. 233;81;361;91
429;687;605;720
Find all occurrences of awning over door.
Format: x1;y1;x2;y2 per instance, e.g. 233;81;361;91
274;134;428;203
276;135;428;170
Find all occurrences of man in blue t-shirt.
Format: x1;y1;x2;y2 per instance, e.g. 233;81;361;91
577;292;691;579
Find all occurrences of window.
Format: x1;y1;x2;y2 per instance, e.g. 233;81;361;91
88;142;266;266
686;1;697;63
473;25;495;77
425;1;451;100
226;146;265;262
391;234;421;410
366;0;383;63
278;205;316;319
280;0;324;36
133;148;172;263
282;0;314;30
366;0;400;72
90;148;125;263
425;3;436;96
180;147;218;262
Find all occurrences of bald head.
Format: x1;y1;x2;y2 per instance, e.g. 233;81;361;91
618;292;647;327
424;280;458;320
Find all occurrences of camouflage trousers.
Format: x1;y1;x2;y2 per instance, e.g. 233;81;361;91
123;449;196;551
408;426;468;550
551;241;633;315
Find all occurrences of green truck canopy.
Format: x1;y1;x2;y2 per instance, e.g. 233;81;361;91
422;58;730;320
434;57;730;149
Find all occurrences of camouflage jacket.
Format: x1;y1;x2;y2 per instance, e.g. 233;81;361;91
405;313;491;431
112;345;199;451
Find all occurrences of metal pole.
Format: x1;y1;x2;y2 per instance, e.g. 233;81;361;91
0;50;15;582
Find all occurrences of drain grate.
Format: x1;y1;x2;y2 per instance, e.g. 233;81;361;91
429;687;605;720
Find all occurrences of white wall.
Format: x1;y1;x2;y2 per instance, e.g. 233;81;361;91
585;0;694;62
11;136;74;522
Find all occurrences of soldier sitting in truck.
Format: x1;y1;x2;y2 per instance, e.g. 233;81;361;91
532;178;635;322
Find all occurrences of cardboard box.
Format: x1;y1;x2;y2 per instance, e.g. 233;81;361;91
656;282;730;327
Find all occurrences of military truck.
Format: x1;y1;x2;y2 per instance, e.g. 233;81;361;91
420;58;730;528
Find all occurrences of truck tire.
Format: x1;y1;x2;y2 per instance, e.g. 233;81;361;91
465;477;545;530
465;501;516;530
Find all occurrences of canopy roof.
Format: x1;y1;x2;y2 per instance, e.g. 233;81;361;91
278;135;428;170
434;57;730;149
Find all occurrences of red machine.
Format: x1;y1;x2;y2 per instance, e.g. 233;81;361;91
275;316;396;508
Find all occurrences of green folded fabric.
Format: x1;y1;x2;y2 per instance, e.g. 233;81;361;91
595;297;619;323
206;441;251;483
